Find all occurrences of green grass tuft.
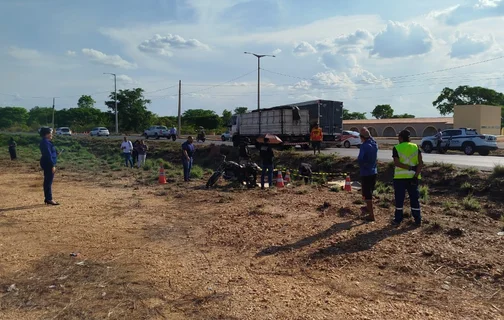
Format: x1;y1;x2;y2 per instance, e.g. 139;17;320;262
419;185;429;204
492;165;504;178
462;196;481;212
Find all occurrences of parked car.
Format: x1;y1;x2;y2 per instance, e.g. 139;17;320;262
420;128;498;156
221;131;232;141
56;127;72;136
89;127;110;137
335;130;361;148
143;126;169;139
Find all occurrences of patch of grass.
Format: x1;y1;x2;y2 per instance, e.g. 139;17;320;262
431;162;456;171
190;165;204;179
461;167;479;175
330;185;340;192
419;185;429;204
353;199;364;205
374;181;393;195
295;188;309;195
462;196;481;212
460;181;474;193
378;200;391;208
442;201;458;211
492;164;504;178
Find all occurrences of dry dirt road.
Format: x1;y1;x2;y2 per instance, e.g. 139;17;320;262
0;167;503;320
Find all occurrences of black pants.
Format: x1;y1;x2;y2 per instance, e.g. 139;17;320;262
312;141;321;153
361;174;377;200
42;166;54;201
9;147;16;160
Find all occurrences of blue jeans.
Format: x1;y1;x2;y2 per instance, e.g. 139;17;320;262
393;179;421;224
261;164;274;188
182;157;193;181
123;153;133;168
42;166;54;201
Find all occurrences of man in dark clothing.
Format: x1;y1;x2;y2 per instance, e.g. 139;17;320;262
238;138;251;165
39;127;59;205
182;136;195;182
8;137;17;160
298;163;312;184
357;127;378;221
260;138;274;189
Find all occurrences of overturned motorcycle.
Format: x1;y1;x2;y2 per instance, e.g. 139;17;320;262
206;156;261;188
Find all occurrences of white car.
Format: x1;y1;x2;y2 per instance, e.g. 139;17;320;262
336;130;361;148
143;125;169;139
90;127;110;137
221;131;232;141
420;128;498;156
56;127;72;136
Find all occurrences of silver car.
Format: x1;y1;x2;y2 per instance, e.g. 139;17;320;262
90;127;110;137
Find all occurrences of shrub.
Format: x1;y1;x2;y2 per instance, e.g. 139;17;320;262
419;185;429;204
442;201;458;211
461;167;478;175
330;185;340;192
462;196;481;212
431;162;456;171
492;165;504;178
190;165;204;179
460;182;474;193
375;181;393;195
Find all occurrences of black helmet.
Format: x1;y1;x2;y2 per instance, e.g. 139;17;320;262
398;129;410;140
39;127;52;137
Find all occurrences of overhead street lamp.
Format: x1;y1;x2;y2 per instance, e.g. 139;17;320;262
244;52;275;134
103;72;118;134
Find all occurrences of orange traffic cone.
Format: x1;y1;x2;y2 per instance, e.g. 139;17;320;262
345;175;352;192
276;170;285;188
158;164;167;184
284;170;291;184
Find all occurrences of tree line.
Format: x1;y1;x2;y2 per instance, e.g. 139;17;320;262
0;88;249;133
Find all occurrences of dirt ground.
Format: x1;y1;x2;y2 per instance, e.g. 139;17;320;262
1;163;503;319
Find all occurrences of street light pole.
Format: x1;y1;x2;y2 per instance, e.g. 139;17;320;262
104;73;118;134
244;52;275;135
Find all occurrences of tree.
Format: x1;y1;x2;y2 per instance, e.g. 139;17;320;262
27;106;53;126
182;109;221;130
392;113;415;118
371;104;394;119
0;107;29;129
432;85;504;115
342;109;367;120
77;95;96;108
105;88;153;132
222;109;232;126
156;116;178;127
234;107;248;114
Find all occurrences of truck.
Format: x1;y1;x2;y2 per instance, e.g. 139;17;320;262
229;100;344;147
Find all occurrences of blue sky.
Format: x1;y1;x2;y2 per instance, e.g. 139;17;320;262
1;0;504;118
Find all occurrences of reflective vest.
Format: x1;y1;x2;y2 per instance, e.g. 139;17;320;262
394;142;421;179
310;128;323;141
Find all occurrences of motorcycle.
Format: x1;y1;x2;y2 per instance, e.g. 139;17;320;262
196;132;206;142
206;156;260;188
168;134;177;141
437;137;452;154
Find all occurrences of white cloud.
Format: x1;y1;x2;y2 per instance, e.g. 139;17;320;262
370;21;434;58
449;33;494;59
292;41;317;56
116;74;135;84
431;0;504;25
272;48;282;55
320;52;357;71
81;48;137;69
7;46;41;60
316;29;373;51
138;34;210;56
66;50;76;56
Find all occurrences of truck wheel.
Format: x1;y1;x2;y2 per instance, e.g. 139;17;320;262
462;142;475;155
422;142;433;154
155;133;160;140
344;141;351;148
478;149;490;156
221;136;226;141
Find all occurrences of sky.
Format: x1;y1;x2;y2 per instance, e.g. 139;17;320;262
1;0;504;118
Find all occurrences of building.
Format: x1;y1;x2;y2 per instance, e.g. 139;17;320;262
454;105;501;135
343;117;453;137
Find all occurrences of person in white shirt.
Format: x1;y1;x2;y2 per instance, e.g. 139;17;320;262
170;126;177;136
120;136;134;168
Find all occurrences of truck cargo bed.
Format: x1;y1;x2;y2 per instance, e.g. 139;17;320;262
239;108;310;136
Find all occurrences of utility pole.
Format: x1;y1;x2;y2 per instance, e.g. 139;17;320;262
52;97;55;129
104;73;118;134
244;52;275;135
177;80;181;137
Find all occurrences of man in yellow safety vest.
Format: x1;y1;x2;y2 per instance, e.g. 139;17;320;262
392;130;423;226
310;123;323;155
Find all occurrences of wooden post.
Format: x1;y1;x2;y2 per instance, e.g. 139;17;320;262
177;80;181;136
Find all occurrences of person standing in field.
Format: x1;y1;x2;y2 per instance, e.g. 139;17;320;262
392;130;423;226
357;127;378;222
260;138;275;189
39;127;59;205
137;140;148;168
310;123;323;155
121;137;134;168
8;137;17;160
182;136;195;182
238;137;251;165
132;140;140;166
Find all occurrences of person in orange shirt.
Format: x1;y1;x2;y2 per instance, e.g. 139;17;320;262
310;123;323;155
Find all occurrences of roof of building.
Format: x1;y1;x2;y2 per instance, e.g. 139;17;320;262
343;117;454;125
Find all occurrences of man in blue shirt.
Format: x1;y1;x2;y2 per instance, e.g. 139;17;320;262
39;127;60;205
357;127;378;221
182;136;195;182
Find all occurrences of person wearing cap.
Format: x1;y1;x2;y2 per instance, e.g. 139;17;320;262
357;127;378;221
392;129;423;226
39;127;60;205
310;123;323;155
182;136;195;182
